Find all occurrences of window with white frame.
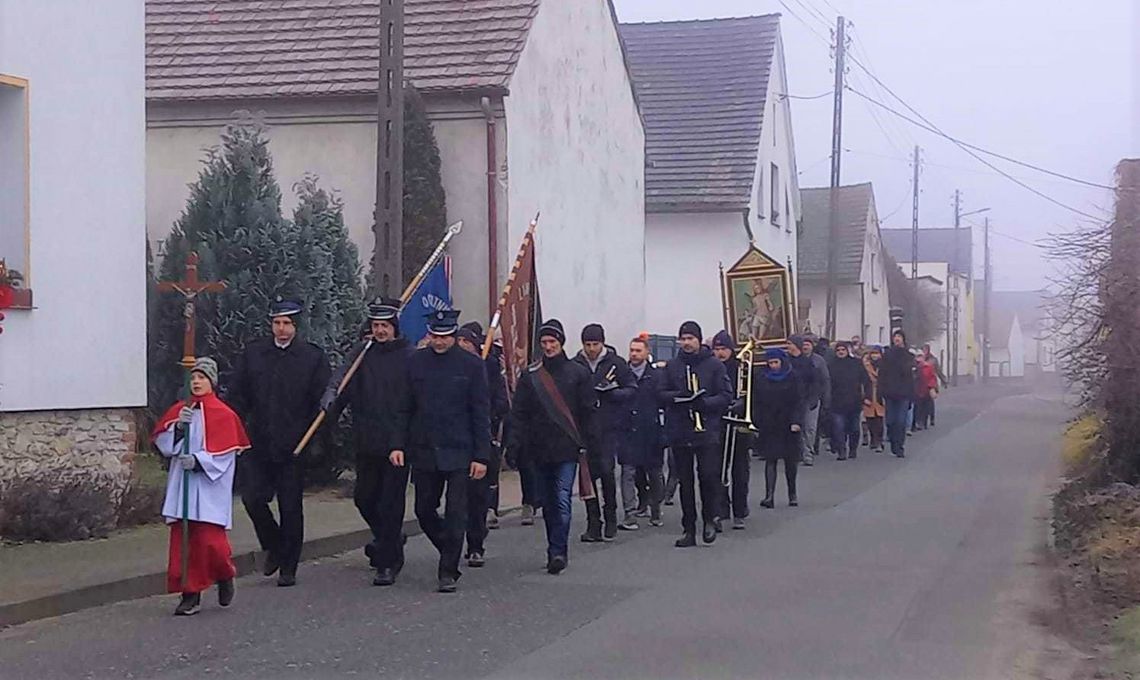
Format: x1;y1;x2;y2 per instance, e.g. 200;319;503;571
0;74;29;290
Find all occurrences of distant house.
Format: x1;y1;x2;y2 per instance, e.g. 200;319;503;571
620;15;801;337
978;289;1056;377
882;227;977;379
797;183;891;345
146;0;647;345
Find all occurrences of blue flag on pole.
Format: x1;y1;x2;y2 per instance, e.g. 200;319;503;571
399;256;452;344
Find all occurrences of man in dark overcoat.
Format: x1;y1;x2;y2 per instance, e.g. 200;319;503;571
322;297;413;586
228;298;329;587
620;334;666;529
391;309;490;593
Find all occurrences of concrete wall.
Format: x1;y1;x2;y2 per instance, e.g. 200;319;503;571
645;212;748;337
0;0;146;412
503;0;646;347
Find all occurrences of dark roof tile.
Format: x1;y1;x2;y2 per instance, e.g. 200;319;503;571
619;15;780;212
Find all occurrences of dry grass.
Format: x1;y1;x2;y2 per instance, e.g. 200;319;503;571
1062;414;1104;475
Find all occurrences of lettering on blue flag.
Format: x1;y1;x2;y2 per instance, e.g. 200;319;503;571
399;257;452;344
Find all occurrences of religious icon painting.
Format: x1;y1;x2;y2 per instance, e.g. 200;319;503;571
720;245;795;348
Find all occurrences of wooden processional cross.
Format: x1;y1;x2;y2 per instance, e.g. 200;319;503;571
157;252;225;369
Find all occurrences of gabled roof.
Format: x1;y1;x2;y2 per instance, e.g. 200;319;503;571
991;290;1047;330
881;227;972;276
619;15;780;213
798;183;875;283
146;0;540;101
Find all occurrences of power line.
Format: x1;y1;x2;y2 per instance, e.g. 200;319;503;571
846;87;1108;221
778;91;832;101
787;0;832;29
843;65;1108;191
775;0;832;48
845;147;1099;188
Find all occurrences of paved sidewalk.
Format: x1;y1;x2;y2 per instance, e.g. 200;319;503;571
0;471;522;627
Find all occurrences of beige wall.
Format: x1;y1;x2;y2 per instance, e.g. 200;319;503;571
147;97;504;327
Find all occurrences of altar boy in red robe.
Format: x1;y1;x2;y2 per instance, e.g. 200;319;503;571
153;357;250;616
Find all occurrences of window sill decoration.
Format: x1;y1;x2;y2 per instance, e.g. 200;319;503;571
0;259;31;310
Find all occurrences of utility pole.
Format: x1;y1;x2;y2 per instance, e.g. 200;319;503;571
373;0;405;296
824;16;847;340
983;216;992;383
910;146;921;335
951;189;961;386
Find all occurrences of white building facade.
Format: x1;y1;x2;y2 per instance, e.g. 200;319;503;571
0;0;147;501
146;0;646;347
622;16;800;337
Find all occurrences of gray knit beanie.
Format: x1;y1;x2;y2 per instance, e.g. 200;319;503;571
192;357;219;386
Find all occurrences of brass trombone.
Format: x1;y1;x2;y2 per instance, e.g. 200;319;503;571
722;340;756;488
685;364;705;432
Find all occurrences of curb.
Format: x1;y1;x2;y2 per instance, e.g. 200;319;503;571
0;506;520;629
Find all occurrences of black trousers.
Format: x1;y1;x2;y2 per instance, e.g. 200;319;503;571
673;444;720;535
466;446;501;555
585;450;618;530
354;453;410;570
241;452;305;575
719;431;752;519
413;468;468;580
634;465;664;519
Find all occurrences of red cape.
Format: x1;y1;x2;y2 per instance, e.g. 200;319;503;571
152;392;250;456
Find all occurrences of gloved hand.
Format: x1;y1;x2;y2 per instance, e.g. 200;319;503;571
178;405;194;424
729;398;746;417
320;389;338;412
178;453;197;471
673;388;706;405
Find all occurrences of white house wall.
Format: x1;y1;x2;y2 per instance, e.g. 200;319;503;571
744;34;798;271
503;0;646;347
0;0;146;411
645;212;749;337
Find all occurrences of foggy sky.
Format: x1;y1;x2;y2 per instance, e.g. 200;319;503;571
614;0;1137;292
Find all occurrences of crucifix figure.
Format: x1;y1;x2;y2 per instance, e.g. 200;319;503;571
158;252;225;368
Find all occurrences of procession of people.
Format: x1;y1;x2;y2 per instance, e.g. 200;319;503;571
153;296;935;616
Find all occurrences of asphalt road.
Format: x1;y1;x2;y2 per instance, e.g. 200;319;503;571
0;381;1077;680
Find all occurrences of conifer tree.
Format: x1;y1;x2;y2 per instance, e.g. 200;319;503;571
400;86;448;284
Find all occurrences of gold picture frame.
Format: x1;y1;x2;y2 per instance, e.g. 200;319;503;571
721;246;795;348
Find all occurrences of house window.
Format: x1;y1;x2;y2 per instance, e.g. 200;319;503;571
756;166;764;219
784;190;791;233
770;163;780;225
870;251;879;291
878;326;885;343
0;74;31;301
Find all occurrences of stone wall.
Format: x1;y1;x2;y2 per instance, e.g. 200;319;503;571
0;408;137;511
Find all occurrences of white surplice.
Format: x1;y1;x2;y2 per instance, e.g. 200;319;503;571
156;408;237;529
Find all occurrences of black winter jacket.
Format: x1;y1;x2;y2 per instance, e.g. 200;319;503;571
572;346;636;456
485;347;510;436
227;336;330;461
330;337;414;458
620;362;666;468
751;372;805;462
828;355;869;413
659;347;732;448
508;353;595;465
880;345;917;400
397;344;491;472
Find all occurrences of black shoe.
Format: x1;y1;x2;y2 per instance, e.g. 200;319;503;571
675;533;696;548
850;452;858;460
618;519;640;531
467;552;486;568
277;571;296;587
713;518;723;534
633;506;650;518
174;592;201;617
732;518;746;530
263;552;280;577
580;529;603;543
546;555;567;575
837;454;848;461
373;568;396;587
603;523;618;541
438;577;458;593
663;498;675;506
760;498;775;509
217;578;235;606
649;518;664;527
702;522;717;544
789;497;799;507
